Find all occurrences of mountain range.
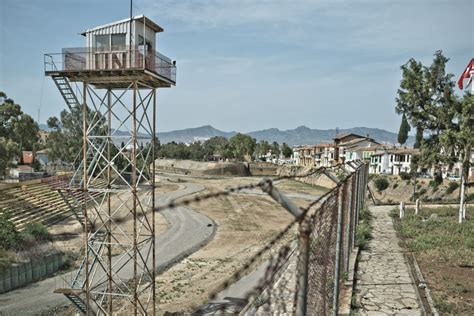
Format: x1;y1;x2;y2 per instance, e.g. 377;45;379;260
157;125;414;146
40;123;414;146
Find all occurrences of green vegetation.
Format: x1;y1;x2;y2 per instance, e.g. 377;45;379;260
157;134;292;162
0;212;21;250
399;172;411;180
391;206;474;314
0;91;41;177
445;182;459;195
281;143;293;158
395;51;473;197
373;177;389;192
356;207;372;250
397;113;411;145
22;222;52;242
0;212;53;270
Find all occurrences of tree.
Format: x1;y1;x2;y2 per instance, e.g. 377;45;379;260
397;114;411;146
203;136;229;158
396;51;473;222
0;137;19;178
0;92;40;175
189;141;205;161
395;51;457;172
254;140;271;160
46;104;106;165
271;141;280;157
228;133;256;161
281;143;293;158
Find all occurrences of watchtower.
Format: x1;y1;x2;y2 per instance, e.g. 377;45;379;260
45;15;176;315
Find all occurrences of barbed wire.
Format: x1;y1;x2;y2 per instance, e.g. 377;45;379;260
154;162;352;213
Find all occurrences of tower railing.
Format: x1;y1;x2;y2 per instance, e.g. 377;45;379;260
44;46;176;84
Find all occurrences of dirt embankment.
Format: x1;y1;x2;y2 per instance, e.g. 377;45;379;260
155;159;251;176
369;175;464;204
277;165;337;189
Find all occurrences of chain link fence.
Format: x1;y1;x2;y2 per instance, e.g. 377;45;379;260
57;161;368;314
151;160;369;315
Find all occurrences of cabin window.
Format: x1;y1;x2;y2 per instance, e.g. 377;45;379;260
111;34;126;49
95;34;110;50
138;35;153;50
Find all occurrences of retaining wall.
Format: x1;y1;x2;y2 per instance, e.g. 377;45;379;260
277;165;337;188
248;162;279;176
155;159;250;176
0;252;64;294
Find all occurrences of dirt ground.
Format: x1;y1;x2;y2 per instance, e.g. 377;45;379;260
369;175;464;204
393;206;474;315
49;181;179;259
127;175;329;315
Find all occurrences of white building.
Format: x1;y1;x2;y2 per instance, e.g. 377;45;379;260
9;165;34;178
370;148;419;175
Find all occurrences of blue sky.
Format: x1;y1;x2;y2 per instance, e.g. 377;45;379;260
0;0;472;133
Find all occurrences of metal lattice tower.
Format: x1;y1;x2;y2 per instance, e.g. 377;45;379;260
45;15;176;315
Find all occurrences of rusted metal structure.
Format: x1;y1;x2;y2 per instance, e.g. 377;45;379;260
45;15;176;315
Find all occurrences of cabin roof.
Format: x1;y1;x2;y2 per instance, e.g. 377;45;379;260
80;15;164;36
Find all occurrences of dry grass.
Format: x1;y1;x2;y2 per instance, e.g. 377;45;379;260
392;206;474;315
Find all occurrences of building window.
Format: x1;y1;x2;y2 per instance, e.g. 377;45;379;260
95;34;110;50
111;33;126;49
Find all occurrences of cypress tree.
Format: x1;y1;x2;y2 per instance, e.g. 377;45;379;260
397;113;411;145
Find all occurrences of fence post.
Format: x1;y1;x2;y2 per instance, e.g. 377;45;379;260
333;183;344;315
415;199;420;215
344;175;353;274
296;220;311;316
399;201;405;218
260;180;308;313
351;169;359;249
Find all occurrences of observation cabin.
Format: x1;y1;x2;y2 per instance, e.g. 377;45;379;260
44;15;176;89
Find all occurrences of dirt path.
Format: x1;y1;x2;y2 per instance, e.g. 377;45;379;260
353;205;422;315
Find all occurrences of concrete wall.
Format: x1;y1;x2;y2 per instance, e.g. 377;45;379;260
0;252;64;294
248;162;279;176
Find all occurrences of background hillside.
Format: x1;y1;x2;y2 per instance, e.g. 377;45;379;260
157;125;414;146
40;124;414;146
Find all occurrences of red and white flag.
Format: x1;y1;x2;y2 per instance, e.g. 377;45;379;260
458;58;474;89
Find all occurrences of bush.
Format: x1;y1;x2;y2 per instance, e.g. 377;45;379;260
467;193;474;202
0;212;21;250
445;182;459;195
416;183;422;189
22;222;51;242
0;247;14;271
393;183;398;189
400;172;412;180
373;177;389;192
434;173;443;185
418;188;427;195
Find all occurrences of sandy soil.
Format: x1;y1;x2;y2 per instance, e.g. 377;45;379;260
130;175;329;315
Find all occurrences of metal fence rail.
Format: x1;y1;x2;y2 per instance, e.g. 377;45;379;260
44;46;177;84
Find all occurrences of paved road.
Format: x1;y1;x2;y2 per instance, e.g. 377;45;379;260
0;183;215;315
